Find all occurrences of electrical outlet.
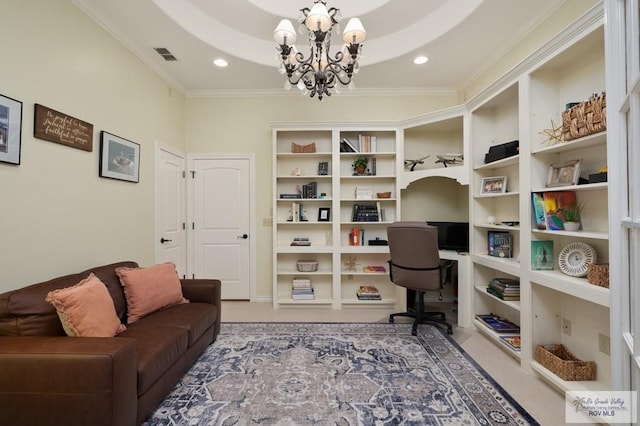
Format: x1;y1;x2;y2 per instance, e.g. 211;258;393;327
598;333;610;355
262;217;273;226
562;318;572;336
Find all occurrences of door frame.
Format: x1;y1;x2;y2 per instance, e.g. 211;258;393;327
154;142;187;274
186;153;256;301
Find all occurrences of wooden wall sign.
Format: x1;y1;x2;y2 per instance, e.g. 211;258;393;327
33;104;93;152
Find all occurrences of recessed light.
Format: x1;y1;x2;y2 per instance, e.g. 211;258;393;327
413;56;429;65
213;58;228;68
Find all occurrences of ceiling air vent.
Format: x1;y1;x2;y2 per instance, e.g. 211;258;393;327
154;47;177;61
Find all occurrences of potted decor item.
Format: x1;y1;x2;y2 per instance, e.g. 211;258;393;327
352;156;369;175
563;202;583;231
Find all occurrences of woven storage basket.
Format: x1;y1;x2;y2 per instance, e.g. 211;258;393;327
291;142;316;153
535;344;596;381
587;263;610;288
296;260;318;272
562;94;606;141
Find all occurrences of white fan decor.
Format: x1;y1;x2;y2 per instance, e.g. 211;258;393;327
558;242;596;277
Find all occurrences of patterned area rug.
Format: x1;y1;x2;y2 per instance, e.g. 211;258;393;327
143;323;538;425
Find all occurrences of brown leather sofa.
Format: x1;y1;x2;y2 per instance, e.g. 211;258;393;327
0;261;221;426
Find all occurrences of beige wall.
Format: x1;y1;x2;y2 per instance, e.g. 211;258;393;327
0;0;185;291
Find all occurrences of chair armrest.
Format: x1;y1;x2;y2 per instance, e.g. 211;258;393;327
0;336;137;426
180;279;221;306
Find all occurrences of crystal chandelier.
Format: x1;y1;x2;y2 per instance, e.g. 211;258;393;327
274;1;366;100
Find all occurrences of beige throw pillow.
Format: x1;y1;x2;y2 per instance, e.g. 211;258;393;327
116;262;188;324
45;273;126;337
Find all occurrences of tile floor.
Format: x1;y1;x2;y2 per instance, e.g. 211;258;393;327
221;301;569;426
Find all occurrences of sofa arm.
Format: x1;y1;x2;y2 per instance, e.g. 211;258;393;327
0;336;137;426
181;278;221;306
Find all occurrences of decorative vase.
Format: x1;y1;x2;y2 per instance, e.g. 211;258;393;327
563;221;580;231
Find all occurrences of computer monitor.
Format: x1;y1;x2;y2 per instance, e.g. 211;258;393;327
427;221;469;252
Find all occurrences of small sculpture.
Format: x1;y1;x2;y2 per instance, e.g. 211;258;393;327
344;256;357;272
539;119;563;146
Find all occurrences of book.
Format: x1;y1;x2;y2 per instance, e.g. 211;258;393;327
489;277;520;288
486;287;520;301
363;265;386;273
356;285;381;300
476;314;520;332
531;192;547;230
531;240;554;270
499;335;521;351
487;231;513;258
340;138;358;153
542;191;577;230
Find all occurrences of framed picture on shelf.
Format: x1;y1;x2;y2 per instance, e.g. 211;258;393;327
0;93;23;165
546;159;581;187
480;176;507;194
531;240;554;270
318;207;331;222
99;131;140;183
317;161;329;175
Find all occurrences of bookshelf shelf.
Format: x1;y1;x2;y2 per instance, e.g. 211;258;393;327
472;318;521;360
474;285;521;311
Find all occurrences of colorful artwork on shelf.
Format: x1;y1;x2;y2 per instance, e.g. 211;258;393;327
543;191;577;230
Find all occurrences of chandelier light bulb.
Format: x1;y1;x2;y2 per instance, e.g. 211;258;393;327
342;18;366;44
274;19;297;45
305;3;331;32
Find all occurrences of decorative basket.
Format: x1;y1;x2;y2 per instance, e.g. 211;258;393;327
296;260;318;272
561;94;606;141
587;263;610;288
535;344;596;381
376;192;391;199
291;142;316;153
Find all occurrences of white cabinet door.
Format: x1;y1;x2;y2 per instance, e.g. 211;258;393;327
190;156;252;300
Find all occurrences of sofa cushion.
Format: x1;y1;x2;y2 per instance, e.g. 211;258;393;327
140;303;216;347
45;273;126;337
116;263;188;324
85;261;138;323
117;323;188;395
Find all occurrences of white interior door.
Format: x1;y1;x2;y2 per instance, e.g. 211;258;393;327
155;143;186;276
189;155;253;300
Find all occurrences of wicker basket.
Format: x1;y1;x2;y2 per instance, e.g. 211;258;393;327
587;263;610;288
296;260;318;272
291;142;316;153
535;344;596;381
562;94;606;141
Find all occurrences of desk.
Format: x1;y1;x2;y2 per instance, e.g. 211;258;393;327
401;250;471;328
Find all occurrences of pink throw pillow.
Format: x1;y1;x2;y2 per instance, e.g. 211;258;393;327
45;273;126;337
116;262;188;324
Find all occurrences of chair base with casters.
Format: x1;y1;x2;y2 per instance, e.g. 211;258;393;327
389;290;453;336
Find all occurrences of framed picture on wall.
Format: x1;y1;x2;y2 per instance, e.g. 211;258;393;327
0;93;23;165
99;131;140;183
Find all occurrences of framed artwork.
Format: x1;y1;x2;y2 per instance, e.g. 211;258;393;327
318;207;331;222
0;93;23;165
99;131;140;183
481;176;507;194
547;159;581;187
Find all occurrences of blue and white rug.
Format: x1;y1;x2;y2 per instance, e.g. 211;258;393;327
144;323;538;425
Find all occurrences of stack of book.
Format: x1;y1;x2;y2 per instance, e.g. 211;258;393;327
486;277;520;301
352;203;381;222
290;237;311;246
356;285;381;300
363;265;386;273
292;278;314;300
475;314;520;333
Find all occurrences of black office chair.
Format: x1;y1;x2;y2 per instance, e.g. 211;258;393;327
387;221;454;335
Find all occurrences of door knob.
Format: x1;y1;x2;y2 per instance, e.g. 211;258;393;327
160;237;172;243
238;234;248;239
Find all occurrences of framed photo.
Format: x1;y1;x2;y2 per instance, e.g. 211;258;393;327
547;159;581;187
99;131;140;183
317;161;329;175
481;176;507;194
318;207;331;222
0;93;23;165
